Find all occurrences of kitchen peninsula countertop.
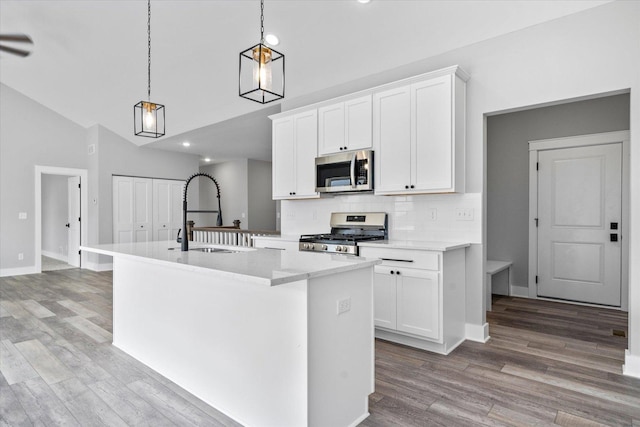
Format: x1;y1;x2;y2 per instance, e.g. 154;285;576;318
358;240;471;252
81;240;379;286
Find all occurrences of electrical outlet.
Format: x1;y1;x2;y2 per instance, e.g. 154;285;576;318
18;212;27;220
18;253;24;261
455;208;474;221
337;297;351;315
427;208;437;220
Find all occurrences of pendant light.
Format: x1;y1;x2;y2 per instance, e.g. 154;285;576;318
239;0;285;104
134;0;165;138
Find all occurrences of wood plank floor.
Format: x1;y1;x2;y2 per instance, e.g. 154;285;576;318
1;270;638;426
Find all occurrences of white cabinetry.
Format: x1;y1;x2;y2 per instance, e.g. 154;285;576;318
373;69;467;195
252;235;300;251
359;244;467;355
318;95;372;155
272;110;319;200
113;176;184;243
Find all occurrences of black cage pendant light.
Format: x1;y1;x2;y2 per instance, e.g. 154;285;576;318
239;0;285;104
134;0;165;138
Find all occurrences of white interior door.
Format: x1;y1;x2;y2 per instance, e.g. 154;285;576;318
133;178;153;242
113;176;134;243
67;176;81;267
537;143;622;306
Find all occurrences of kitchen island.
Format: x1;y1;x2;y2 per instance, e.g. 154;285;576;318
81;241;379;427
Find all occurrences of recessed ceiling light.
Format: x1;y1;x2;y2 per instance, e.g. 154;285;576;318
264;33;279;46
357;0;371;3
182;141;191;147
204;158;211;162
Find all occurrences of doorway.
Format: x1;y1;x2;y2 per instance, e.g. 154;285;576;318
35;166;88;273
529;133;629;306
486;92;630;309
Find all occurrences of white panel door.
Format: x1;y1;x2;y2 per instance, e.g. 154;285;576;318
318;103;345;155
67;176;81;267
396;268;440;340
412;75;453;192
113;176;134;244
272;117;295;199
170;181;184;241
153;180;171;241
293;110;318;198
344;95;372;151
133;178;153;242
373;85;411;193
537;143;622;306
373;266;397;329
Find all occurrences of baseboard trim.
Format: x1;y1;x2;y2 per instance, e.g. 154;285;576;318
42;250;69;262
509;285;530;298
623;350;640;378
84;262;113;272
0;266;38;277
465;322;490;343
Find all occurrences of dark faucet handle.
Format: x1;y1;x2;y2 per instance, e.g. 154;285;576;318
176;229;182;243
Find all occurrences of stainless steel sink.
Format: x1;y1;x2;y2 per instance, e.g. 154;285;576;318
168;247;237;253
190;247;237;253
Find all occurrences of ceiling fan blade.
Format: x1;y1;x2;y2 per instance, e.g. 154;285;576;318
0;44;31;57
0;34;33;44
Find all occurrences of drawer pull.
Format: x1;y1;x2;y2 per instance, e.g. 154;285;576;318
381;258;414;263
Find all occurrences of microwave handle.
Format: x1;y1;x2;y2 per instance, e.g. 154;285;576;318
350;152;357;189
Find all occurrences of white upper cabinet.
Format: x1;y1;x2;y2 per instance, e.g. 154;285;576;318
373;69;467;195
272;110;319;200
318;95;372;155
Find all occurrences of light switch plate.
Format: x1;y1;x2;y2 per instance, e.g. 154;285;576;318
455;208;473;221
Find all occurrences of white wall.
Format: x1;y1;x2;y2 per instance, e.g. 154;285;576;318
279;1;640;365
0;84;87;274
487;94;630;288
41;174;69;260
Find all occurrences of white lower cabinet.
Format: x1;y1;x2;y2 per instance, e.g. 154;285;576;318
360;244;466;355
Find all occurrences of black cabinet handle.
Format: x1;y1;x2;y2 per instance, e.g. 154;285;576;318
410;185;415;189
405;185;409;189
396;271;401;275
390;271;395;275
65;223;70;228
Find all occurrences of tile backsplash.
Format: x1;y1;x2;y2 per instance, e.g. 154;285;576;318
281;192;481;243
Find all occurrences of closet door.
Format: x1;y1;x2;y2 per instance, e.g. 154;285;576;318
153;179;184;241
113;176;152;243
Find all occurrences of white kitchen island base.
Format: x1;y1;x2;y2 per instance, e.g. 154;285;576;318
111;254;374;427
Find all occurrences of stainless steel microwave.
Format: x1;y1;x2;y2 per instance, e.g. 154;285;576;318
315;150;373;193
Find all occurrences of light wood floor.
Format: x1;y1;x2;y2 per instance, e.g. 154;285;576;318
1;269;638;426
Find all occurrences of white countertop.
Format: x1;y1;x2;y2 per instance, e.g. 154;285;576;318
358;240;471;252
81;241;379;286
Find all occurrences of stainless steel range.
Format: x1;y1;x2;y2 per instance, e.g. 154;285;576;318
299;212;387;255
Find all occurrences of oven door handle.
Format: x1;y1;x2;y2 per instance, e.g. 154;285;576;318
350;152;357;189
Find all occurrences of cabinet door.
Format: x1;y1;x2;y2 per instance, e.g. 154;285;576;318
272;116;296;199
318;103;345;155
345;95;372;151
293;110;318;198
412;75;454;192
396;268;440;340
373;85;411;194
373;265;397;329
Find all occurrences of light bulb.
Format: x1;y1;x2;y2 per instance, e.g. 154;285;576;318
252;46;273;90
142;102;156;131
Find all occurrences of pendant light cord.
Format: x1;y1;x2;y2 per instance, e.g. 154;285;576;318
260;0;265;43
147;0;152;100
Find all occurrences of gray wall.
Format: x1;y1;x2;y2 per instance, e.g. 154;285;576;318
199;159;276;230
247;159;276;231
486;93;630;287
0;83;201;272
41;174;69;259
0;83;87;271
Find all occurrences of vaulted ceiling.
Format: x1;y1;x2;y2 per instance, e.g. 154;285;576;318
0;0;610;163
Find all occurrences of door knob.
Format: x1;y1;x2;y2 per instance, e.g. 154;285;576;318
65;223;70;228
610;234;619;242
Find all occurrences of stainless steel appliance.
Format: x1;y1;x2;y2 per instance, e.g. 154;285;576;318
315;150;373;193
299;212;387;255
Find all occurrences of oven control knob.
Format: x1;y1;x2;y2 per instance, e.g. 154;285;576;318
322;244;328;250
304;243;311;250
336;246;343;252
